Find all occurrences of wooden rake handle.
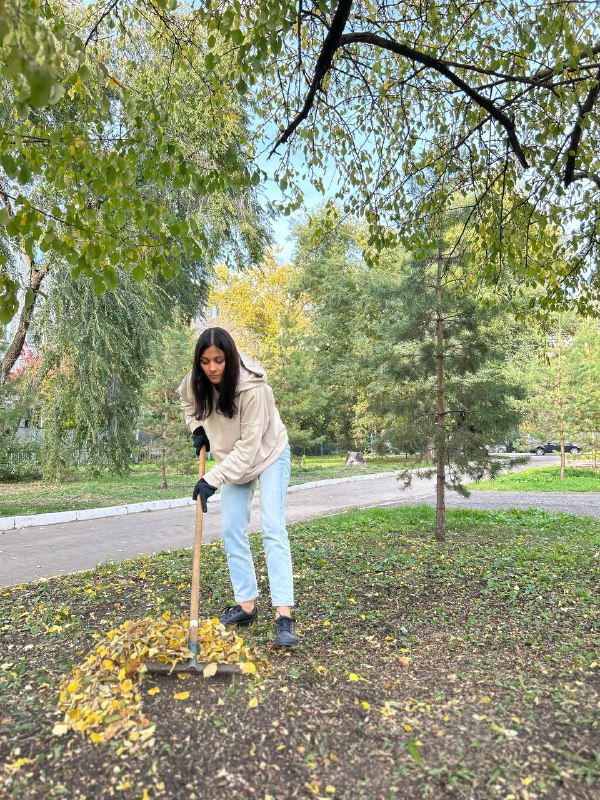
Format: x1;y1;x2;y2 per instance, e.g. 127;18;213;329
189;446;206;649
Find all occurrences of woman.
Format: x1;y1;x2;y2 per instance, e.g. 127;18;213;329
177;327;299;648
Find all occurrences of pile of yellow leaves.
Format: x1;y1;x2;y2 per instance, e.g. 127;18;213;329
53;614;256;751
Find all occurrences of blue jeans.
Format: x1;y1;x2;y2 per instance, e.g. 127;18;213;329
220;445;294;607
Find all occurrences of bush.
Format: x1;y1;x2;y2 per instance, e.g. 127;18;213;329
0;432;41;481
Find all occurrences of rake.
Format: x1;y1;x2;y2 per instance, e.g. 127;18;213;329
144;446;242;676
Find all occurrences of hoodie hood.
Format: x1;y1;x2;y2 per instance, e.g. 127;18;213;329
237;353;267;392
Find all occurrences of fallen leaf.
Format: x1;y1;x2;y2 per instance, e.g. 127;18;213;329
174;691;189;700
248;696;259;708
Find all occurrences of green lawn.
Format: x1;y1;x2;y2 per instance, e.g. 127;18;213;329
0;506;597;799
474;466;600;492
0;454;424;517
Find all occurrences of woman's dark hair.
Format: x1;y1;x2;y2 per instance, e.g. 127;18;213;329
192;327;240;420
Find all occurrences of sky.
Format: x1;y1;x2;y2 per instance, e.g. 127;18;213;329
252;119;341;263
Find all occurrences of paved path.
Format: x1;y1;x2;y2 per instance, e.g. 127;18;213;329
1;458;598;587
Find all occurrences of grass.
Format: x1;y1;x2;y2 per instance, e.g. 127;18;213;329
474;466;600;492
0;454;425;517
1;506;598;799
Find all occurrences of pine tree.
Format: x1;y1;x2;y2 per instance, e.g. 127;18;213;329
366;219;525;540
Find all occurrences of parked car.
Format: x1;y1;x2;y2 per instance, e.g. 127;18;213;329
529;440;582;455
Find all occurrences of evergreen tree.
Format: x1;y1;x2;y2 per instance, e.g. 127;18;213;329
292;208;366;449
365;219;526;540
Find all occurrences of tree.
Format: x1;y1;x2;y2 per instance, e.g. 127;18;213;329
365;216;525;540
292;208;367;449
0;368;41;480
207;251;302;358
565;317;600;466
38;264;155;476
190;0;600;311
0;0;264;344
522;314;600;469
138;312;198;486
207;251;324;450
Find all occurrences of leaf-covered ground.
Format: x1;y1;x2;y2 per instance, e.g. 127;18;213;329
1;506;598;799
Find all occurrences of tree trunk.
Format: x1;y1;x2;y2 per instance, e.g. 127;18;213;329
435;253;446;542
160;428;167;489
557;316;566;481
559;419;566;479
0;185;47;382
1;263;47;381
420;438;435;461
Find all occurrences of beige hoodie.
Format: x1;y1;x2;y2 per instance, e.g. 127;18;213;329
176;355;288;488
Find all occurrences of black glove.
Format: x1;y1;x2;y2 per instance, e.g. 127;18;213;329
192;478;217;512
192;426;210;456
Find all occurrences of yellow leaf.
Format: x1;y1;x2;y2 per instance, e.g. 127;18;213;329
147;687;160;696
404;724;412;731
325;786;336;794
480;696;491;703
90;732;103;743
101;659;114;671
522;777;535;786
5;757;34;774
52;723;69;736
322;620;330;626
121;679;133;693
203;662;218;678
238;662;256;675
174;691;189;700
361;701;370;710
248;696;259;708
348;673;360;682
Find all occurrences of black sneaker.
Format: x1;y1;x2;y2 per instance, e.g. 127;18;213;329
274;615;299;648
218;604;258;627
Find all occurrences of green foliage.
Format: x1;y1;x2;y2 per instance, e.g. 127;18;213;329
197;0;600;311
289;209;366;448
0;374;40;480
565;317;600;438
0;0;265;325
520;313;599;443
138;312;198;477
39;264;154;477
365;215;526;492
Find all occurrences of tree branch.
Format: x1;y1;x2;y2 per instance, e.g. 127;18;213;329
570;169;600;190
564;68;600;186
270;0;353;155
340;32;529;168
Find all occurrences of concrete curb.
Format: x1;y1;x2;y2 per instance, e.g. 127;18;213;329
0;471;401;532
